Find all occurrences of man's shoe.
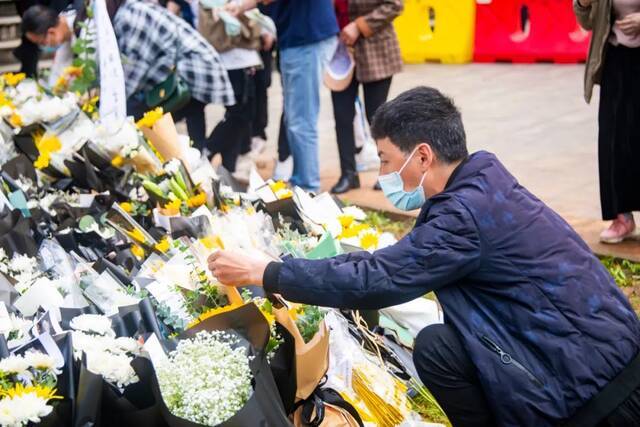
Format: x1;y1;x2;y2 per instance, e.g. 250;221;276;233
273;156;293;182
331;173;360;194
600;214;636;244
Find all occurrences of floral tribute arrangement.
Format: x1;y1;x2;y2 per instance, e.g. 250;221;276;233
0;71;447;427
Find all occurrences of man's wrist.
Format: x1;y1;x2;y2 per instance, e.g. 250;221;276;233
262;261;282;292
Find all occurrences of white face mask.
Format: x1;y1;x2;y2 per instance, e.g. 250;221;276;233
377;146;427;211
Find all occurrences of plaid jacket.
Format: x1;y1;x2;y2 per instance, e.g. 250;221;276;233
113;0;235;105
350;0;403;83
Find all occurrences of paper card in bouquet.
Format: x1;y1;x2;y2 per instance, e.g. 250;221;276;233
83;269;139;316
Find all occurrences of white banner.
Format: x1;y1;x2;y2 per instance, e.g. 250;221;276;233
94;0;127;123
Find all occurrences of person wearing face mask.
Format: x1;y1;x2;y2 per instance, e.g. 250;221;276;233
21;5;78;90
208;86;640;427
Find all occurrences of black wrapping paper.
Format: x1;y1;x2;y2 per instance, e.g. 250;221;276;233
74;355;104;427
270;323;297;415
148;303;292;427
0;206;38;257
1;154;37;182
59;306;100;330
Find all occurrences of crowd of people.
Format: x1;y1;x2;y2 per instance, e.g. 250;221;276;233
17;0;405;195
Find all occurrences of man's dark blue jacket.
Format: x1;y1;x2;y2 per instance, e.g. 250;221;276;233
264;151;640;426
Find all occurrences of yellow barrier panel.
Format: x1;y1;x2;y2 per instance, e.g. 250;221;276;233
394;0;476;64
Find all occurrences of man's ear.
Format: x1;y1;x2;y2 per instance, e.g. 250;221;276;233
417;143;435;170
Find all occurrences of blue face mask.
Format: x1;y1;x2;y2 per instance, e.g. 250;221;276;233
40;44;61;54
377;146;427;211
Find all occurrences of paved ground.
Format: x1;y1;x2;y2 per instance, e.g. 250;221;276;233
197;63;640;260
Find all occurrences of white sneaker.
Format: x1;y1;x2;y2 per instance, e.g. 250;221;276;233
356;141;380;172
273;156;293;182
251;137;267;157
232;154;255;183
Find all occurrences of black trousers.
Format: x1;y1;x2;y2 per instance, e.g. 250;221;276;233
414;324;640;427
172;98;206;152
598;45;640;220
208;68;256;172
331;76;392;176
252;49;273;141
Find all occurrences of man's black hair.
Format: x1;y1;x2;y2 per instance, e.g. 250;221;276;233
371;86;468;163
21;5;59;36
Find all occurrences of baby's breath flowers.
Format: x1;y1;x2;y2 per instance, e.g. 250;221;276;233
157;330;252;426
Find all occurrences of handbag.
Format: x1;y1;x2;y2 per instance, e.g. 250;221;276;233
197;5;262;53
144;68;191;114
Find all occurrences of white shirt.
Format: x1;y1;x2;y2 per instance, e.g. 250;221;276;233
47;10;77;89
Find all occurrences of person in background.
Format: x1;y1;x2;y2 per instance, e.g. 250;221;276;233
21;5;77;89
94;0;233;151
209;87;640;427
330;0;403;194
14;0;76;78
574;0;640;244
227;0;338;193
201;7;268;179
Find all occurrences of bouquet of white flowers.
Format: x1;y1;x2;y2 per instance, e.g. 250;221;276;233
0;351;61;427
147;303;290;427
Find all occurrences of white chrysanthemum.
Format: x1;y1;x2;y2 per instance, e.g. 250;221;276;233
24;351;55;371
114;337;141;355
0;392;53;426
0;355;29;375
157;331;252;426
71;331;113;360
9;254;37;276
86;350;138;389
341;206;367;221
69;314;114;337
377;232;397;250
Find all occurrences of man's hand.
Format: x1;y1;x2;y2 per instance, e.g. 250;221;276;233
577;0;593;8
341;21;361;46
616;13;640;37
207;249;273;287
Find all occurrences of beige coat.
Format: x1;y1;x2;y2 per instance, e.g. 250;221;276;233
574;0;613;103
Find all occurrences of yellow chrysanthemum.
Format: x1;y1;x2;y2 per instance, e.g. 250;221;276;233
359;230;380;250
119;202;133;213
63;65;83;77
269;180;287;193
35;134;61;153
154;238;170;253
186;192;206;208
126;228;146;244
187;303;243;329
162;199;181;215
8;112;23;127
131;244;145;259
199;235;225;250
111;155;124;167
3;73;26;87
338;214;355;229
338;223;369;239
33;151;51;169
275;189;293;200
0;383;61;401
136;107;164;129
260;308;275;325
0;92;14;109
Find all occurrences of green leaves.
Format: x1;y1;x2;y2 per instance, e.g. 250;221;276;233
295;305;326;344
